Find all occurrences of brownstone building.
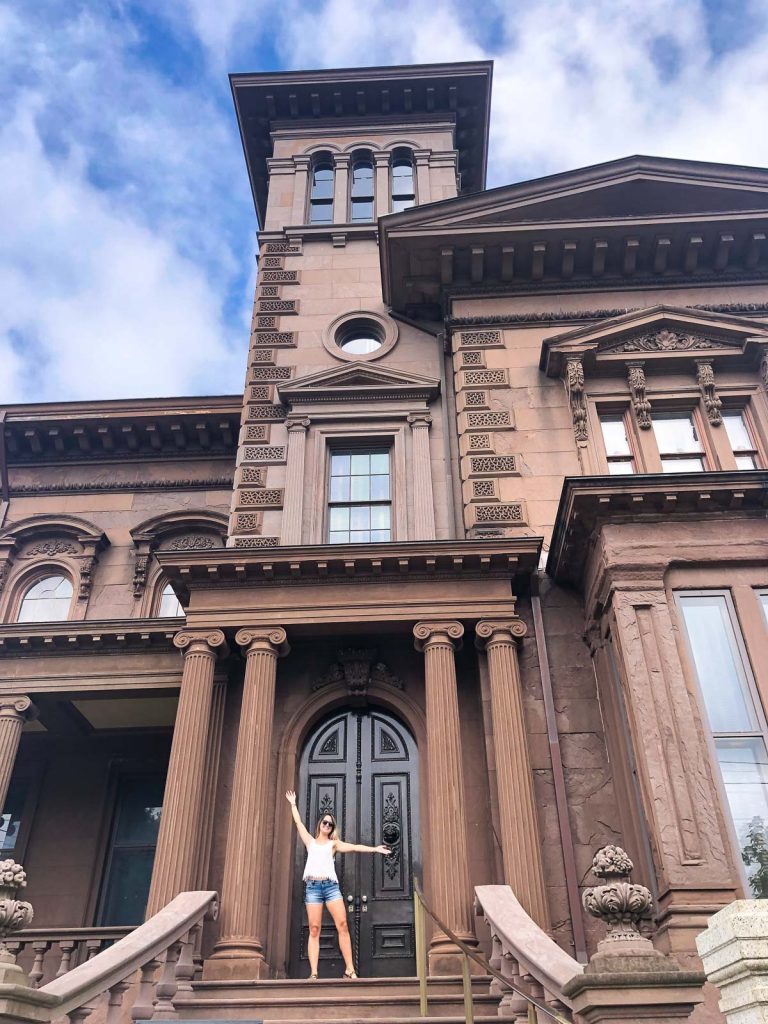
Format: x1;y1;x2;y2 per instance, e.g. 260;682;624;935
1;61;767;1023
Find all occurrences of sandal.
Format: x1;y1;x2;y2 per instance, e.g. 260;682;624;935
308;973;319;981
344;968;358;979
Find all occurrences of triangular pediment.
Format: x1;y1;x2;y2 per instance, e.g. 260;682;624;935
541;304;768;376
387;156;768;231
278;363;440;404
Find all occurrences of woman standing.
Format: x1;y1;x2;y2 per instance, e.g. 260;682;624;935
286;790;389;979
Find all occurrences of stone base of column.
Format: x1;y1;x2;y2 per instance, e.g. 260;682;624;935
428;930;483;977
203;947;271;981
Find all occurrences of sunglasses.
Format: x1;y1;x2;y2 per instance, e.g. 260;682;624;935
321;819;334;827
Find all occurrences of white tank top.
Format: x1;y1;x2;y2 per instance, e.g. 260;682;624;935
303;839;338;882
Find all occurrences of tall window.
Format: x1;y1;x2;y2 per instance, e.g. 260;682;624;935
350;155;374;222
677;592;768;897
99;775;164;926
723;412;760;469
391;152;415;212
652;413;705;471
157;582;183;618
328;449;391;543
599;415;635;474
17;575;73;622
309;160;334;223
0;779;26;853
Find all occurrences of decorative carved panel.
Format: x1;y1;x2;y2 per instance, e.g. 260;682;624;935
463;369;509;387
459;330;503;348
471;479;498;500
240;466;266;485
23;540;80;557
249;385;273;402
242;445;287;463
239;488;284;508
232;535;279;547
469;455;518;475
313;649;403;697
467;432;493;451
249;366;292;381
263;241;302;255
463;390;488;408
257;299;298;314
466;411;511;429
235;513;263;532
602;329;732;353
245;424;268;441
252;331;296;347
255;316;277;330
261;256;284;269
459;351;485;367
474;503;524;523
246;404;285;421
262;270;298;283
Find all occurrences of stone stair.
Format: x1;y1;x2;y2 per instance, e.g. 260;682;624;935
174;975;515;1022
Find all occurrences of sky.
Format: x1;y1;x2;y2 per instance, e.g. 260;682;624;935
2;0;768;405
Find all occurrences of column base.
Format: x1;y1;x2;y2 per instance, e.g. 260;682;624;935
428;932;483;977
203;948;271;981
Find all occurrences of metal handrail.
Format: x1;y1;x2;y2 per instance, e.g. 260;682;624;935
413;881;569;1023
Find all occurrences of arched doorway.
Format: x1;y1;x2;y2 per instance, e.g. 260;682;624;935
289;706;420;978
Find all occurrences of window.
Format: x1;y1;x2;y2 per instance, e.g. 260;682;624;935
391;152;415;212
677;593;768;897
309;160;334;223
17;575;73;623
328;449;391;543
0;779;26;852
759;591;768;627
723;412;760;469
652;413;705;471
157;582;183;618
600;415;635;474
99;775;164;926
335;317;384;356
350;155;374;222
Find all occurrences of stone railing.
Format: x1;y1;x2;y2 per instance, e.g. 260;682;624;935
7;927;131;988
475;884;581;1020
0;860;217;1024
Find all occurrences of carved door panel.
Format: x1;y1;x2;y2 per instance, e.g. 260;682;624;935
290;708;419;978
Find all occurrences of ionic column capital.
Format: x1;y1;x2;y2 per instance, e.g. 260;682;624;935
475;618;527;650
235;626;289;657
173;629;228;657
0;695;37;723
407;412;432;429
413;621;464;652
286;417;311;433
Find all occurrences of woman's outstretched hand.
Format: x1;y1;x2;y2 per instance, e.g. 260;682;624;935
286;790;297;806
374;844;391;855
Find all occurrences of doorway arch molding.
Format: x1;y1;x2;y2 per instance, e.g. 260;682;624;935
266;681;429;977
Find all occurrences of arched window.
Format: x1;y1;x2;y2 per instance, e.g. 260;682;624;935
157;582;184;618
17;575;73;623
309;158;334;224
391;151;415;212
350;154;374;222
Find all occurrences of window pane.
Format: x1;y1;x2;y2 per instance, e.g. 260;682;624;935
370;474;390;499
350;454;370;475
329;531;349;544
351;162;373;196
678;595;757;731
371;506;391;529
329;507;350;531
18;575;73;623
331;453;350;475
309;201;332;224
653;415;702;454
351;199;374;222
600;417;632;456
608;461;635;475
723;413;752;452
392;198;415;213
736;454;758;470
716;738;768;898
370;530;391;542
350;507;370;531
339;334;381;354
329;476;350;501
311;166;334;200
112;777;164;847
350;531;370;543
661;456;705;472
158;583;183;618
370;452;389;474
350;476;370;501
392;160;414;196
100;848;156;926
0;780;26;852
760;593;768;626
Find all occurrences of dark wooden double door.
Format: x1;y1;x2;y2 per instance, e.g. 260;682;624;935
290;708;419;978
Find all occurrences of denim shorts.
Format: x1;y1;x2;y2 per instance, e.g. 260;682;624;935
304;878;343;905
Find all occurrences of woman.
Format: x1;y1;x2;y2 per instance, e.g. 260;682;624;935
286;790;389;979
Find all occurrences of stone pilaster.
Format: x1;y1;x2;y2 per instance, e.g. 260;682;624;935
280;418;310;545
332;154;350;223
291;155;311;225
475;619;550;929
146;629;227;917
413;621;476;972
414;150;432;204
0;696;36;811
374;151;390;217
408;414;436;540
207;626;289;979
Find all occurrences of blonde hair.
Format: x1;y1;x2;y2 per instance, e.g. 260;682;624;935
315;812;340;841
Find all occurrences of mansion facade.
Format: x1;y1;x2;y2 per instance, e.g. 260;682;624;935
1;60;767;1023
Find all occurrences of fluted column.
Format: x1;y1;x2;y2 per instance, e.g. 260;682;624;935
408;413;436;540
280;418;310;545
0;696;36;811
208;626;289;979
476;619;550;929
413;621;476;971
146;629;227;916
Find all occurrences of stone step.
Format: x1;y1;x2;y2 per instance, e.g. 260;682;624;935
190;976;491;1000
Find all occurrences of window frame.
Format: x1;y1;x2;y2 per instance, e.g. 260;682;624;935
155;580;185;619
348;151;375;223
325;443;393;544
13;569;75;624
308;157;335;224
596;407;639;475
390;149;416;213
721;404;763;470
651;406;710;472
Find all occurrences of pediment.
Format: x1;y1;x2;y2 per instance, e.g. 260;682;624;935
278;363;440;404
389;156;768;231
541;304;768;376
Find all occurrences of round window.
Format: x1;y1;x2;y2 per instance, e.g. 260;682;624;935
336;318;384;356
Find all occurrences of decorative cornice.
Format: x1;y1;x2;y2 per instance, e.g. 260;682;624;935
448;301;768;330
9;476;234;496
0;619;181;657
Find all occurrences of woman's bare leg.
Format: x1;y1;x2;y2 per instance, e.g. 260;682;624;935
306;901;323;976
326;897;354;973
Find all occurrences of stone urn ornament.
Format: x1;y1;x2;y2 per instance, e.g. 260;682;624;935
0;860;34;985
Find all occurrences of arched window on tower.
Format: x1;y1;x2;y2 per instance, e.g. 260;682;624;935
350;153;374;222
309;157;334;224
17;575;73;623
391;151;416;212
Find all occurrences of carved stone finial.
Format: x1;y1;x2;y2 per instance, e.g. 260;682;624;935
582;846;658;964
0;861;34;958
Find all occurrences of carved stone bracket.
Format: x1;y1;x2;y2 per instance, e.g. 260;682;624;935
695;359;722;425
564;356;588;442
313;648;402;697
76;556;95;601
761;352;768;394
626;361;652;429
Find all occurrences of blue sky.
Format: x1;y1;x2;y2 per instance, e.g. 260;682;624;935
2;0;768;404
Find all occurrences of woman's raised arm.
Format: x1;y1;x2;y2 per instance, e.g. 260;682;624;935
286;790;313;848
335;840;390;855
